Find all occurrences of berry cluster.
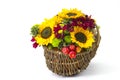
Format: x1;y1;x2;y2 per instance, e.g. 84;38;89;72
62;44;81;59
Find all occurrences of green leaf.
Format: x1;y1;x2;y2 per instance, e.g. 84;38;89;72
64;35;71;43
52;38;62;47
31;24;39;36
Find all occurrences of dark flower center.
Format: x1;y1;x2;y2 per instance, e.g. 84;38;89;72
67;13;77;17
41;27;52;39
75;32;87;43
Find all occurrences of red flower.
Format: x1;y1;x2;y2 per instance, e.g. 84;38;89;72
71;15;95;30
31;37;38;48
31;37;35;42
33;42;38;48
63;25;67;30
70;21;77;26
80;15;95;29
54;24;68;38
54;24;61;33
64;24;74;32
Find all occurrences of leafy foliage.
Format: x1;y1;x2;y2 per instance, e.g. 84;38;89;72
52;38;62;47
31;24;39;36
64;35;71;44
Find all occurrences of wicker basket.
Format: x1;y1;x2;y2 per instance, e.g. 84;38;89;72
43;28;101;76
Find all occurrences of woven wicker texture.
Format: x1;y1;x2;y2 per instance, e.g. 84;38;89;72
43;28;101;76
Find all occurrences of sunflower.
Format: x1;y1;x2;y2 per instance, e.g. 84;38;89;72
57;8;85;19
53;15;63;24
70;26;95;48
35;18;55;46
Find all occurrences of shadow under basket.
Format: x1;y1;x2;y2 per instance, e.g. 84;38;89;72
43;28;101;76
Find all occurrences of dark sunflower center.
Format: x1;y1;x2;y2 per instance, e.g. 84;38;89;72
75;32;87;43
41;27;52;39
67;13;77;17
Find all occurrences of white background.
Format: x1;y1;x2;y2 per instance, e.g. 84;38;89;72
0;0;120;80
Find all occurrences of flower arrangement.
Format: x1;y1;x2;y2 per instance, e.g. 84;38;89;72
30;8;101;76
31;8;98;59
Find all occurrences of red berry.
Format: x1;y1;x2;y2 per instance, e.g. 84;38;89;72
62;47;70;54
69;44;76;51
69;51;76;59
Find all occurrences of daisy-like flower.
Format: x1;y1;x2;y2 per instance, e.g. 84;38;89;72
70;26;95;48
57;8;85;19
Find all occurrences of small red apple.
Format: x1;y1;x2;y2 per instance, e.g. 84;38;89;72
62;47;70;54
69;44;76;51
69;51;76;59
